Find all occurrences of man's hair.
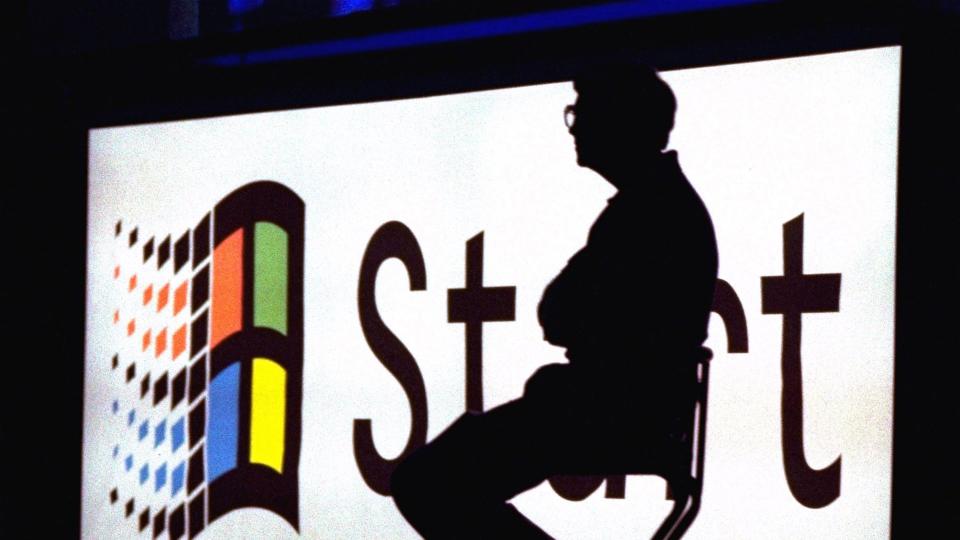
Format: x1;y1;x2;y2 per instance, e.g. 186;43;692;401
573;62;677;150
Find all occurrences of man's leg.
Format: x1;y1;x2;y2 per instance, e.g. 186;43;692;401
390;399;556;539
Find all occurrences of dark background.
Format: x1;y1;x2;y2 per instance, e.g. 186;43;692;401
3;1;958;537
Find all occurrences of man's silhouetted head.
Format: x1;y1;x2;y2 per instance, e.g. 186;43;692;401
569;63;676;178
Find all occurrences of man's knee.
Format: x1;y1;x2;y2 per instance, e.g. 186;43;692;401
391;440;477;538
390;438;462;512
390;451;426;506
391;414;483;507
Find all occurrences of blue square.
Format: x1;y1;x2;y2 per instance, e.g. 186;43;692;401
124;454;133;472
112;400;119;414
127;409;136;426
172;417;185;451
139;464;149;485
155;463;167;493
171;462;185;495
113;445;119;459
138;420;149;441
155;420;167;448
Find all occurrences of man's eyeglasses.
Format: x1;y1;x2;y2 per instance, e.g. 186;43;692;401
564;105;576;129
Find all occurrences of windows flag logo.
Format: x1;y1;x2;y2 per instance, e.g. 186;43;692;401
107;182;304;538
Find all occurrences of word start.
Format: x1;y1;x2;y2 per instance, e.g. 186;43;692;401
353;215;840;509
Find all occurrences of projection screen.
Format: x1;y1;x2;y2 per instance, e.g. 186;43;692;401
83;45;900;539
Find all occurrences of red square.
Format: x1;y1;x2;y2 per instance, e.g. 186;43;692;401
155;328;167;358
158;283;170;312
174;282;188;316
172;325;187;360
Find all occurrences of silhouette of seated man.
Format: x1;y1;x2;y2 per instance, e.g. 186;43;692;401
390;63;718;539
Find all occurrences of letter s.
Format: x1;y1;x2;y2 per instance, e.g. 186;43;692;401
353;221;429;496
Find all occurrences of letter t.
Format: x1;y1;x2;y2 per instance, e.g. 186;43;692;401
761;214;842;509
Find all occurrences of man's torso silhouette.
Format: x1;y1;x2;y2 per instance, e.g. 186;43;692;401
528;149;717;468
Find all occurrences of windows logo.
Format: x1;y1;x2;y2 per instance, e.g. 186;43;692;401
107;182;304;538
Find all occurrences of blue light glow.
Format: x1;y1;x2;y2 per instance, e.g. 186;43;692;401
229;0;265;16
205;0;777;66
331;0;376;17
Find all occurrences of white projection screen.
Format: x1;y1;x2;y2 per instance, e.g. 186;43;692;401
83;46;900;539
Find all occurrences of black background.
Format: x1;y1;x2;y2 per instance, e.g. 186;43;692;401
3;0;958;537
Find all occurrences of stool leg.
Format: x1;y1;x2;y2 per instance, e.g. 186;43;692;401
652;481;693;540
651;351;711;539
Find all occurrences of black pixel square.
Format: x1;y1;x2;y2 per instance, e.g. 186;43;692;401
125;498;134;518
174;231;190;272
191;266;209;314
140;374;151;399
126;363;136;383
153;508;166;539
169;504;185;540
128;227;138;247
187;446;204;493
190;310;208;357
188;399;205;447
171;368;186;407
193;214;210;268
188;488;206;538
112;354;118;370
188;356;206;403
139;508;150;531
109;488;118;504
158;236;171;269
143;237;155;263
115;220;122;237
153;373;169;406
